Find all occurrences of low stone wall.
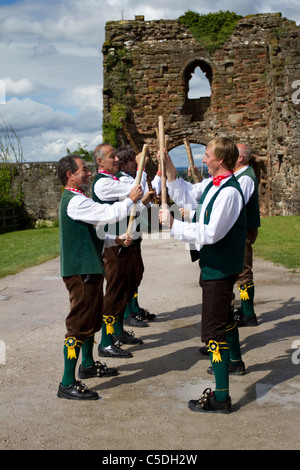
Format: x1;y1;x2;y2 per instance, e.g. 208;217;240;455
2;161;96;222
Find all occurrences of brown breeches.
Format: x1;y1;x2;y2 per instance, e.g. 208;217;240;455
200;273;237;344
63;274;104;342
236;228;258;286
103;245;136;319
132;239;144;289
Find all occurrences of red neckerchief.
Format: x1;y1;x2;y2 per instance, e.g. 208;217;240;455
65;187;86;195
98;170;119;181
212;171;233;186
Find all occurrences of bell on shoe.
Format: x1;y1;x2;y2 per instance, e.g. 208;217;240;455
57;380;99;400
113;330;143;345
98;343;132;358
137;308;156;322
78;360;118;379
234;309;258;327
188;388;231;414
124;312;148;327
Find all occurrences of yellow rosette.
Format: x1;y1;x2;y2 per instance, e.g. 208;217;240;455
239;282;253;301
65;337;78;360
207;340;222;363
103;315;116;335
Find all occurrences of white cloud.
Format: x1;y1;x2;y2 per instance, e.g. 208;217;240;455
0;0;299;162
2;78;36;96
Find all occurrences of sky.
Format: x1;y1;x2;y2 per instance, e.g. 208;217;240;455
0;0;299;167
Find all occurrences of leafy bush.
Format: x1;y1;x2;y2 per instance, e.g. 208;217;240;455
179;10;242;52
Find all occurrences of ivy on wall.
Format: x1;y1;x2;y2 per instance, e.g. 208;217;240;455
102;47;136;146
179;10;242;52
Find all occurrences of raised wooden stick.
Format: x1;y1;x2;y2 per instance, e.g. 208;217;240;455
126;143;148;237
121;118;139;154
158;116;168;208
121;117;153;191
183;138;201;183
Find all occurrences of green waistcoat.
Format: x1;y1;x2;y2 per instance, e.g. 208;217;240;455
59;190;105;277
92;172;122;236
235;166;260;230
199;177;247;280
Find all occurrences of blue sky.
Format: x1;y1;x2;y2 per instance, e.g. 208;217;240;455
0;0;299;166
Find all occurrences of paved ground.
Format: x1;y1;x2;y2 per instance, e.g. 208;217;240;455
1;234;300;451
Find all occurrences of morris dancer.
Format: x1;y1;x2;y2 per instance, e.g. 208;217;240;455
116;144;160;325
57;154;142;400
92;143;151;358
159;137;247;414
233;144;260;327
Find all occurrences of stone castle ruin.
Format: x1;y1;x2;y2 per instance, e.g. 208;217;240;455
102;13;300;217
1;12;299;229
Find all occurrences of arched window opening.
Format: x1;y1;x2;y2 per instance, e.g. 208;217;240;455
182;60;212;120
187;66;211;99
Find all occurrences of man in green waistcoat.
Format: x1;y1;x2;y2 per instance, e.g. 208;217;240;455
159;137;247;413
233;144;261;326
57;154;142;400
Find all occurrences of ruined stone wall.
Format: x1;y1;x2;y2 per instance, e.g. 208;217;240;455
103;13;300;216
2;162;96;222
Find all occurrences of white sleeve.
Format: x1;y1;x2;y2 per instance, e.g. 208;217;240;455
67;194;133;226
167;177;209;210
94;172;147;201
171;186;244;246
237;175;255;205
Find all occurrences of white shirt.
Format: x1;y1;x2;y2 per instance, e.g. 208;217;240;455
168;176;244;248
234;165;255;204
93;171;148;202
66;190;134;246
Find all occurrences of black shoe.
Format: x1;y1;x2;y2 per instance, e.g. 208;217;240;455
78;361;118;379
136;308;156;321
98;343;132;358
199;346;209;356
234;309;258;327
207;360;246;376
124;313;148;328
188;388;231;414
113;330;143;345
57;381;99;400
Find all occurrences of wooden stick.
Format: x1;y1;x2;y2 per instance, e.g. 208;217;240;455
121;118;139;154
126;144;148;237
158;116;168;208
183;138;201;183
121;117;153;191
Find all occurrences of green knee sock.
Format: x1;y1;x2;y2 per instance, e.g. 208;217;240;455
226;323;242;365
61;341;81;387
131;292;140;314
123;302;133;320
81;335;95;368
239;283;255;317
208;342;230;402
100;322;113;347
100;316;124;346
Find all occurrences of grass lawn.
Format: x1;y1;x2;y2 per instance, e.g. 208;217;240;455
0;227;60;278
254;215;300;271
0;216;299;278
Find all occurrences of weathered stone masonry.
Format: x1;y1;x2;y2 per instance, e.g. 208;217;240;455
103;13;300;217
